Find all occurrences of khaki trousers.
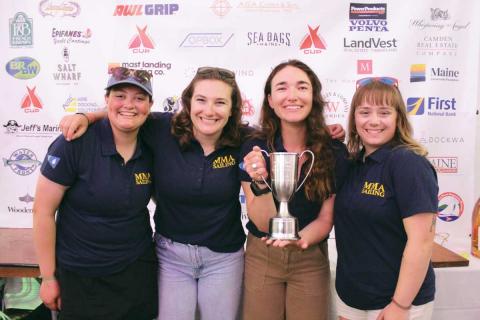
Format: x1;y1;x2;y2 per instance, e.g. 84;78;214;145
242;233;330;320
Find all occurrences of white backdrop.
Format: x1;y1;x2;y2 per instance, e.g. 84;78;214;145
1;0;479;257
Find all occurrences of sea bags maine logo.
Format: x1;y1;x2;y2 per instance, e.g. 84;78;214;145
9;12;33;47
349;3;388;32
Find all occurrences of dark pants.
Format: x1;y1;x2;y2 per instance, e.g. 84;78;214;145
57;246;158;320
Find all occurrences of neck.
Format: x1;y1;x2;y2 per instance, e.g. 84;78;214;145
112;128;138;162
194;131;220;156
281;123;307;153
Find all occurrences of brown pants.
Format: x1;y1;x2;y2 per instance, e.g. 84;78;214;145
242;233;330;320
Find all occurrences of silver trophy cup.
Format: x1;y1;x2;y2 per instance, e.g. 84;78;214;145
260;150;315;240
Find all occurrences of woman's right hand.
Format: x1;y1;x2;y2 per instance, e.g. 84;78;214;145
59;113;89;141
243;146;268;182
39;279;61;311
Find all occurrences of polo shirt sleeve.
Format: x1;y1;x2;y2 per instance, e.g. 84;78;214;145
239;138;258;182
40;134;78;187
140;112;172;150
390;148;439;218
331;140;350;193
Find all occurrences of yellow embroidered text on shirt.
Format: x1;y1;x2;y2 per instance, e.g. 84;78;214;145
361;181;385;197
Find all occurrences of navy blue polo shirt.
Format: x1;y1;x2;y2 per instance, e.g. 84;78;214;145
239;134;349;238
140;112;246;252
40;119;154;277
334;144;438;310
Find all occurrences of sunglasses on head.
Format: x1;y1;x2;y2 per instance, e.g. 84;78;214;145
110;67;152;84
196;66;235;79
356;77;398;89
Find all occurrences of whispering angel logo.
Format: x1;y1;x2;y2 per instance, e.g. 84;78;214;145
430;8;449;21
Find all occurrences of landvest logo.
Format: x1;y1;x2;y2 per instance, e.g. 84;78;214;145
407;97;456;116
213;155;236;169
344;37;397;52
180;33;234;48
361;181;385;197
9;12;33;47
6;57;40;79
437;192;464;222
349;3;388;32
3;148;42;176
39;0;81;17
21;87;43;113
410;64;426;82
247;32;291;47
114;3;179;16
299;25;326;54
357;59;372;74
210;0;232;18
427;156;458;174
129;25;155;53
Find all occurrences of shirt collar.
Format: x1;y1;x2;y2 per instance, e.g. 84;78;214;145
357;143;396;164
273;132;287;152
99;118;143;160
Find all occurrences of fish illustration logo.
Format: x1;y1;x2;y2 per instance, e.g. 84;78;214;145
3;148;42;175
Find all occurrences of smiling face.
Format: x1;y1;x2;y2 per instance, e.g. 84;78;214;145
267;65;313;127
354;101;397;155
106;85;152;135
190;79;232;144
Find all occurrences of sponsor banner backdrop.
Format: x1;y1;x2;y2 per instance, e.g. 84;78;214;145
1;0;479;256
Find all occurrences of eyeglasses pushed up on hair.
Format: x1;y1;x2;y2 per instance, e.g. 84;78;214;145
110;67;152;84
356;77;398;89
196;66;235;79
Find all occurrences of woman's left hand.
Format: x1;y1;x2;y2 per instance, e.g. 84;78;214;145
327;124;345;141
376;302;409;320
261;237;310;250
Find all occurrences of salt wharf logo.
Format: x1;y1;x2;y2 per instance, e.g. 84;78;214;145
299;25;326;54
213;155;236;169
113;3;179;16
129;25;155;53
349;3;389;32
361;181;385;198
53;47;81;84
9;12;33;47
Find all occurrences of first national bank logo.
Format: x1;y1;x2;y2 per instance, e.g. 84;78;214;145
299;25;326;54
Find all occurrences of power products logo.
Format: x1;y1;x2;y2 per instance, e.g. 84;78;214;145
437;192;464;222
21;87;43;113
349;3;388;32
299;25;326;54
114;4;179;16
407;97;456;116
9;12;33;47
129;26;155;53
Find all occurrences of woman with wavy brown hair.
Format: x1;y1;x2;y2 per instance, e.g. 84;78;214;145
240;59;349;320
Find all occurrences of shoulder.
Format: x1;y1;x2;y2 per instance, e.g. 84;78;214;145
386;146;437;180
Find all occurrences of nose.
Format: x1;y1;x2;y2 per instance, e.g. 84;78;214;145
286;87;298;101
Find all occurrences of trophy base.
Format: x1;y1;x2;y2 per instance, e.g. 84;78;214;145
268;216;300;241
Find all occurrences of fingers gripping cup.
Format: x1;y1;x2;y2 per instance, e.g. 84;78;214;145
260;150;315;240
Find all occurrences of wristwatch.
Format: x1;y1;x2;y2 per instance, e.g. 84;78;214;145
250;180;271;196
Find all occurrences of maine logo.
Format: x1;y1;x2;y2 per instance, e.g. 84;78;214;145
135;172;152;185
114;4;179;16
437;192;464;222
213;155;236;169
357;60;372;74
410;64;425;82
299;25;326;54
349;3;388;32
21;86;43;113
427;156;458;174
361;181;385;197
406;97;424;115
210;0;232;18
129;25;155;53
3;148;42;176
9;12;33;47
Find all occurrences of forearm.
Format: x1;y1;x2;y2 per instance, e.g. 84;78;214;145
85;109;107;124
298;218;332;246
33;212;57;278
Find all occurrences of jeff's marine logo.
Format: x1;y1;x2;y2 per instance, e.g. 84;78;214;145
3;148;42;175
213;155;236;169
361;181;385;197
135;172;152;185
4;120;21;133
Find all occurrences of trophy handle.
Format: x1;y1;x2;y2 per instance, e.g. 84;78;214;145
295;150;315;192
259;149;273;192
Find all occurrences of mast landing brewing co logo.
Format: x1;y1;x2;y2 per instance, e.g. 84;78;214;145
9;12;33;47
349;3;388;32
3;149;42;176
299;25;326;54
39;0;81;17
129;25;155;53
437;192;464;222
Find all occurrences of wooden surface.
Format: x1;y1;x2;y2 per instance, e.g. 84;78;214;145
431;242;469;268
0;228;40;277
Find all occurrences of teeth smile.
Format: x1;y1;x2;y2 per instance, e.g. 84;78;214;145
285;105;301;110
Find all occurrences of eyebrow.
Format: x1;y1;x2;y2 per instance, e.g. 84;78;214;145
273;80;311;87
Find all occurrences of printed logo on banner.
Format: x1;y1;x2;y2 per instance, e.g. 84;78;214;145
162;96;181;113
183;67;254;79
110;61;171;77
8;193;35;214
241;93;255;117
3;120;60;138
246;32;291;47
53;47;81;84
19;193;35;204
343;36;398;52
3;148;42;176
407;97;456;116
5;57;40;80
427;156;458;174
20;86;43;113
323;91;349;120
410;64;426;82
415;36;458;57
51;27;92;45
210;0;232;18
9;12;33;47
299;25;326;54
180;33;234;48
410;8;470;32
129;25;155;53
113;3;179;16
437;192;464;222
418;132;464;146
237;1;299;12
39;0;81;17
357;60;372;74
349;3;388;32
63;96;99;113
